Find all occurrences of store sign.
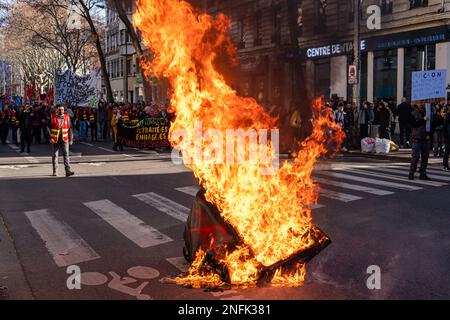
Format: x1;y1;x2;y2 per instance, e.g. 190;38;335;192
364;26;450;52
366;5;381;31
305;40;366;59
411;69;447;102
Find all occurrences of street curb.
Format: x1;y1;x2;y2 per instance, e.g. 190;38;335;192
345;151;412;163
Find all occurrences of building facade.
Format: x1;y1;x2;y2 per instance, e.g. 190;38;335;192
301;0;450;105
199;0;303;122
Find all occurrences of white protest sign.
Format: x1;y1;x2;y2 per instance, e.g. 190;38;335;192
56;69;99;107
412;69;447;102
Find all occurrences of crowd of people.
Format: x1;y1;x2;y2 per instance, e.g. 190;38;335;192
0;101;174;153
331;97;450;171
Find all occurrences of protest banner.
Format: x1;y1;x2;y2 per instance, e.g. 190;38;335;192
120;117;171;149
56;69;98;107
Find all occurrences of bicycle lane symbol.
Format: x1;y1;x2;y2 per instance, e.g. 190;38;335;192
79;266;160;300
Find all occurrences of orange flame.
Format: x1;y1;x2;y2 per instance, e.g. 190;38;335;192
134;0;344;287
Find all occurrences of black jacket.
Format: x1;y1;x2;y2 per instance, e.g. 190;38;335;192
397;102;413;124
444;113;450;140
411;109;428;141
18;110;33;129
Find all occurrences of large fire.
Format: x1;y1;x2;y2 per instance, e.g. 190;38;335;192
134;0;344;288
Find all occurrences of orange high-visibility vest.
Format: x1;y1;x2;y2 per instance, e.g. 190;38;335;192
89;111;95;123
50;114;70;144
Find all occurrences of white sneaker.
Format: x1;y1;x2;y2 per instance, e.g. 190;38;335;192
342;147;348;152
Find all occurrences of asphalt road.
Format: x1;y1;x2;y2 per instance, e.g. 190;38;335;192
1;140;449;300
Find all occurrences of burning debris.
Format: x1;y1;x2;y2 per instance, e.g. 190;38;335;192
134;0;343;288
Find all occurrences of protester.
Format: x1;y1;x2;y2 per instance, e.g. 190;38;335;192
111;107;123;151
334;103;349;152
409;104;431;180
49;105;75;177
377;101;393;140
31;105;41;144
89;108;98;142
356;101;374;142
98;104;106;141
0;106;11;144
18;105;33;153
433;105;445;157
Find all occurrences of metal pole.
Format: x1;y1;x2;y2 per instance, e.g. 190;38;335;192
353;0;361;107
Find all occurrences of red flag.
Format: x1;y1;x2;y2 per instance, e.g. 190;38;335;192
45;85;54;106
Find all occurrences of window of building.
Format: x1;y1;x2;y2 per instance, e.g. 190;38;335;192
314;59;331;99
404;45;436;100
315;0;327;33
271;5;282;44
238;17;246;49
380;0;393;14
297;1;303;37
409;0;428;9
120;58;124;77
254;11;262;46
374;49;397;100
127;58;132;76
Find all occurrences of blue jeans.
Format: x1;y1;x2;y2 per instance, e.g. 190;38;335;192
79;121;87;141
98;122;105;141
52;139;71;172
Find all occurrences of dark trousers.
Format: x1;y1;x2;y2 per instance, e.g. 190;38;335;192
399;123;412;146
359;124;369;141
11;126;17;142
0;125;9;144
42;126;50;143
52;139;71;172
33;125;41;143
90;123;98;142
379;125;390;140
444;137;450;168
21;128;32;152
410;140;430;175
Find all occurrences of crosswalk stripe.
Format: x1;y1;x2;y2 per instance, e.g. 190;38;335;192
385;166;450;182
175;186;200;197
318;171;422;191
177;185;326;210
365;166;450;184
342;168;445;187
314;177;394;196
133;192;189;222
166;257;190;273
24;209;100;267
84;200;173;248
318;187;363;202
98;147;115;153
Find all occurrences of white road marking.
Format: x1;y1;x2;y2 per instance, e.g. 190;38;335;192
318;187;363;203
84;200;172;248
175;186;200;197
318;171;422;191
382;166;450;183
24;209;100;267
133;192;189;222
166;257;190;273
177;185;325;209
79;162;106;167
341;168;445;187
0;165;31;170
80;142;94;147
98;147;115;153
7;144;39;163
314;177;394;196
139;150;159;155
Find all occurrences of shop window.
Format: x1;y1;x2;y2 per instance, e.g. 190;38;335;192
314;59;331;99
409;0;428;9
374;49;397;101
404;45;436;101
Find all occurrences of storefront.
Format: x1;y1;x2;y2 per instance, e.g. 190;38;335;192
303;25;450;104
362;25;448;104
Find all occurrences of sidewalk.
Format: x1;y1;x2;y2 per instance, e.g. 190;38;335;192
346;149;444;164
